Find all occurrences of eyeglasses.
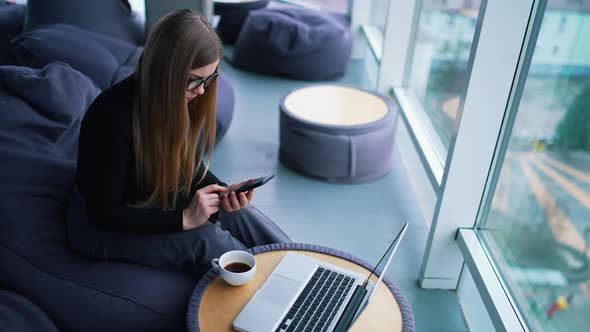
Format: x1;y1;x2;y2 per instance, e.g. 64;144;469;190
186;71;219;91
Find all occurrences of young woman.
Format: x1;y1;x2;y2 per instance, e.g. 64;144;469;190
75;9;289;274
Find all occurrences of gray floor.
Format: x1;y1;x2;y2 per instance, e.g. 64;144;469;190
211;56;469;332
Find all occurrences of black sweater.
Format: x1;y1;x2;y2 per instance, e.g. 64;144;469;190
76;76;222;234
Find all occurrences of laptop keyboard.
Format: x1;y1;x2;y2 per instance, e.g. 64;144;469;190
274;267;355;332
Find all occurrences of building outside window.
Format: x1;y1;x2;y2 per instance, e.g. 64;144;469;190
477;2;590;331
407;0;482;154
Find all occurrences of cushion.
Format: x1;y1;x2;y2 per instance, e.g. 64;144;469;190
0;3;26;65
0;290;59;332
0;63;194;331
10;23;236;143
232;7;352;81
214;0;270;44
24;0;144;45
11;24;142;90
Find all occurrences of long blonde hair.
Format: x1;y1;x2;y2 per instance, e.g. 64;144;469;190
133;9;222;209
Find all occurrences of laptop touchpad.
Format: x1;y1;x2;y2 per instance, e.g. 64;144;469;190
259;274;302;307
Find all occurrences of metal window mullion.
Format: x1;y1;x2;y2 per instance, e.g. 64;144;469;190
418;0;535;290
476;0;549;230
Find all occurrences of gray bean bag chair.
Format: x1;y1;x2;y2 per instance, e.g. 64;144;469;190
216;72;235;142
232;7;352;81
214;0;269;44
0;63;195;331
11;24;235;143
12;24;140;90
0;290;59;332
0;2;25;65
24;0;144;45
279;85;398;183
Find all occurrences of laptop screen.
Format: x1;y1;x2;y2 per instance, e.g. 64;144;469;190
363;222;408;302
346;222;408;328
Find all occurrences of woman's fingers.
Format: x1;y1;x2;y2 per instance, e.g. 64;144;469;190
239;192;249;208
246;188;255;202
207;197;220;207
208;205;219;215
219;191;251;212
230;192;241;210
221;194;233;212
198;184;227;195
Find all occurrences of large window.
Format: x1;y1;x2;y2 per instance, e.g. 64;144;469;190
478;3;590;331
407;0;482;153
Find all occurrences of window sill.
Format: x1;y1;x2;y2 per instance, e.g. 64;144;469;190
456;228;529;332
361;24;383;62
390;87;446;189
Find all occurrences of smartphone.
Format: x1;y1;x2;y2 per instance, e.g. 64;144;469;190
232;174;276;193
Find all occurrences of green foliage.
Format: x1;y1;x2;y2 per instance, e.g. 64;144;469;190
554;82;590;150
427;63;463;95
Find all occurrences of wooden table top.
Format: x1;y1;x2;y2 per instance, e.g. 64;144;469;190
198;250;403;331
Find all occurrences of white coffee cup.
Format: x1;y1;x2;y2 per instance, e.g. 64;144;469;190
211;250;257;286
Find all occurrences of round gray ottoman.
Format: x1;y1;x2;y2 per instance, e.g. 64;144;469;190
279;85;398;183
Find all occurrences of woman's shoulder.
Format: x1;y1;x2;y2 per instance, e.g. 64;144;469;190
89;75;135;113
83;75;135;132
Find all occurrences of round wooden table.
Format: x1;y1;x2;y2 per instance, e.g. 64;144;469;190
187;243;415;332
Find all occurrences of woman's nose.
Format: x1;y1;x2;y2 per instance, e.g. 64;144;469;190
196;84;205;96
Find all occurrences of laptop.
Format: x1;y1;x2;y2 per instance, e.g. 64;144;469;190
233;222;408;332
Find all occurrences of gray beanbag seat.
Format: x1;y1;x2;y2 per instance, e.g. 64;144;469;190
279;85;398;183
0;2;25;65
216;72;235;142
12;24;141;90
24;0;144;45
233;7;352;81
0;63;195;331
11;24;235;143
0;290;59;332
214;0;269;44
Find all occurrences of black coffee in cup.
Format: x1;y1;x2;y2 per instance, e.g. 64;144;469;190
224;262;252;273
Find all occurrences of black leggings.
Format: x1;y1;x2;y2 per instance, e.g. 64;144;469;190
67;194;291;277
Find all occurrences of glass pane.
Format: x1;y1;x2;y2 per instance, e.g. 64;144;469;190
370;0;391;38
408;0;482;151
479;3;590;331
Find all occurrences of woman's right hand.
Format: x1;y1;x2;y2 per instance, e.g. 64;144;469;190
183;184;227;230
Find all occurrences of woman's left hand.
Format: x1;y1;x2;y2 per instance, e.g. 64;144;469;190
221;180;255;212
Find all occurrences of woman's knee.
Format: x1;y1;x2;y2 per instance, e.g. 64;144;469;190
189;222;247;261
